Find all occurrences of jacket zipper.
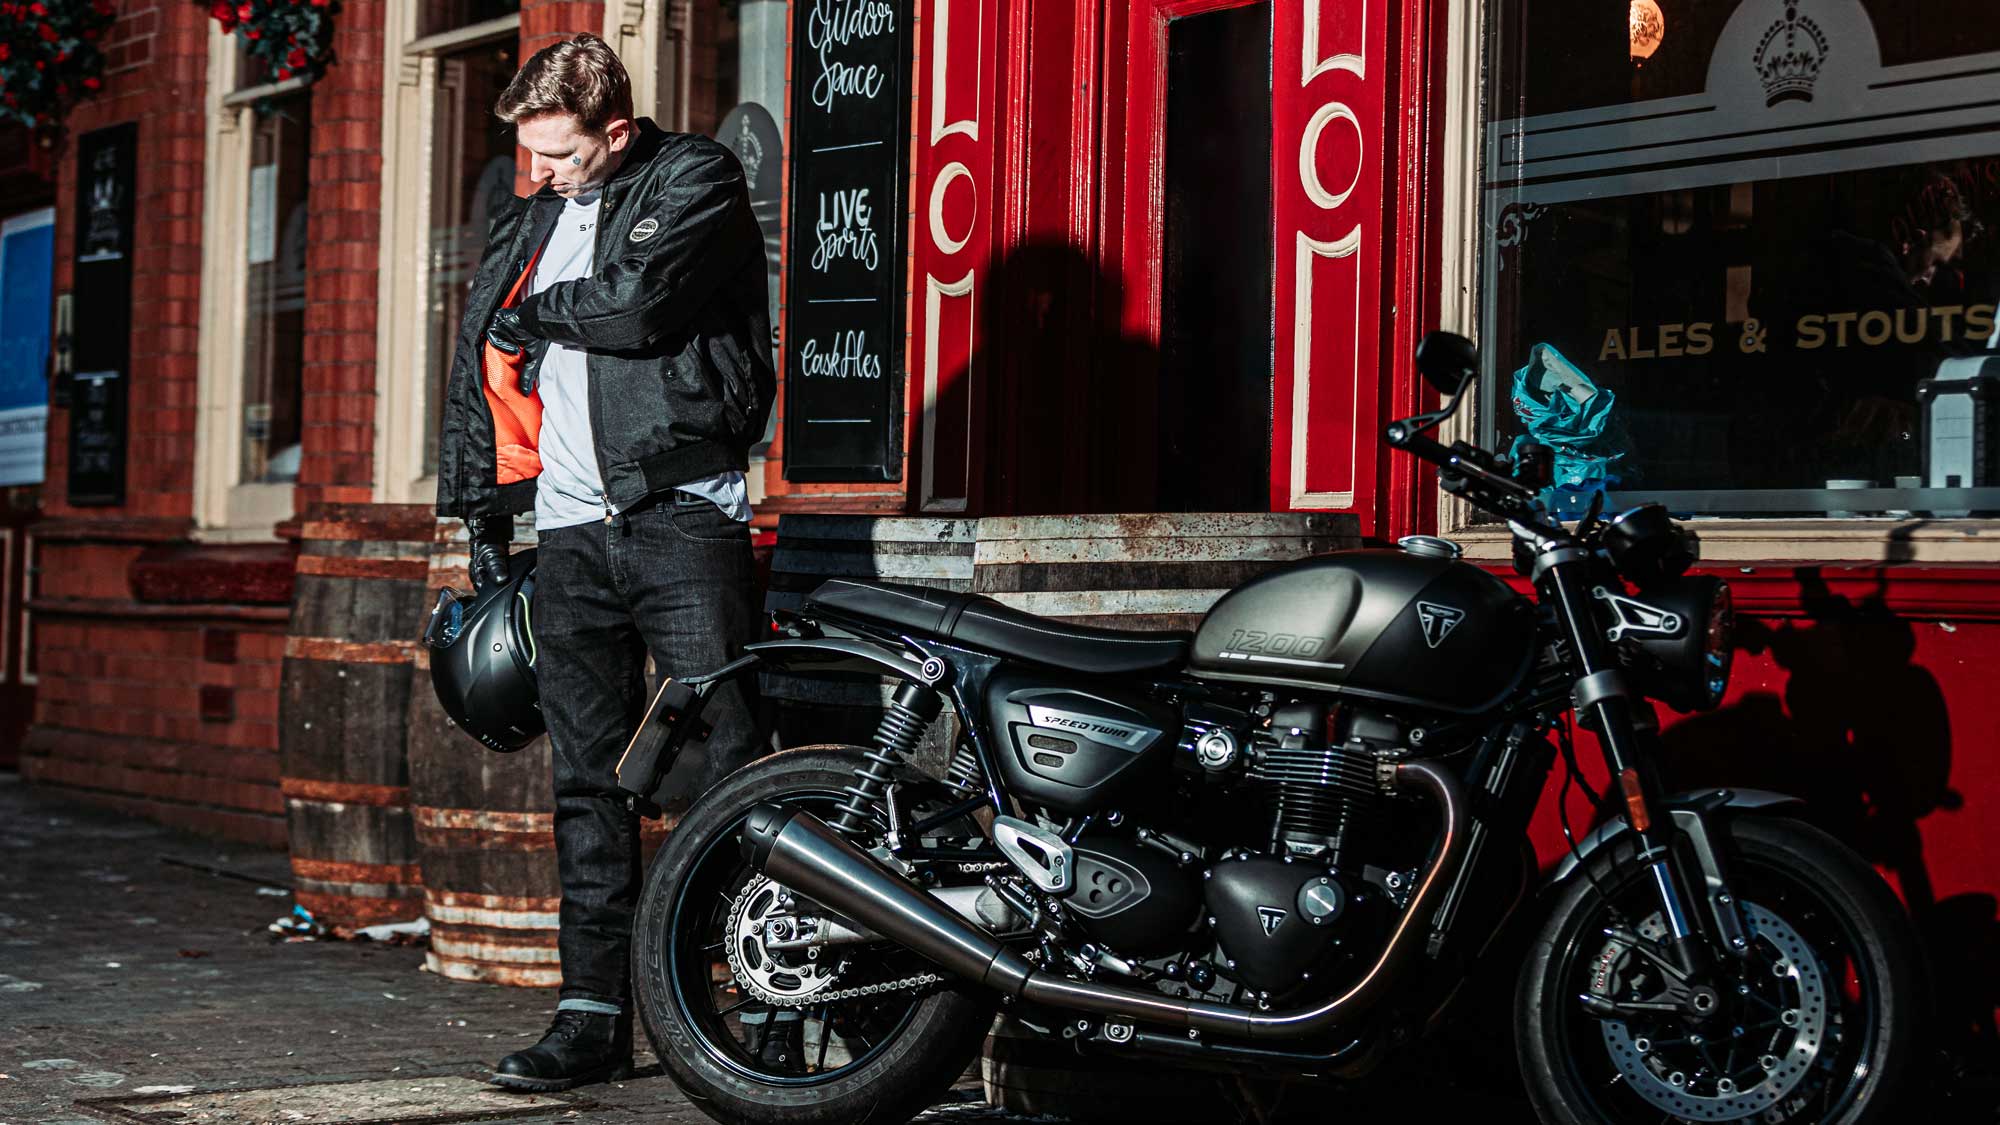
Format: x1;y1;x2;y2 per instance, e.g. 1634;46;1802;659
588;180;621;523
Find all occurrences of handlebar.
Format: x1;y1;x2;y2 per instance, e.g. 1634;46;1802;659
1383;420;1531;500
1384;417;1571;542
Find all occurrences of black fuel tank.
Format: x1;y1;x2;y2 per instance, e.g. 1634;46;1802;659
984;675;1178;813
1189;550;1536;714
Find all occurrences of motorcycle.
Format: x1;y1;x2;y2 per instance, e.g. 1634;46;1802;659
616;330;1921;1124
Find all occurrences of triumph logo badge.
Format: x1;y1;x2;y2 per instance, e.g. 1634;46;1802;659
1416;601;1465;649
628;217;661;242
1257;906;1287;937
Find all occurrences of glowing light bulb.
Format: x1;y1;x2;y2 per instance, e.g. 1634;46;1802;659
1630;0;1665;60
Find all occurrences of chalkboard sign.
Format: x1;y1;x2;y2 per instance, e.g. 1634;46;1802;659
68;123;136;507
781;0;913;482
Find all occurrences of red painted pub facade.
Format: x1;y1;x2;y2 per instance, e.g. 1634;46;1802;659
1;0;1998;1091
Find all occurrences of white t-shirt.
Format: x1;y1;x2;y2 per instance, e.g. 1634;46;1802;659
529;190;751;530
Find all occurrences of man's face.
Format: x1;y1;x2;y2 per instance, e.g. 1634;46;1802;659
516;112;632;198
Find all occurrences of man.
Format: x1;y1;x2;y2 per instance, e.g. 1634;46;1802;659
432;34;774;1091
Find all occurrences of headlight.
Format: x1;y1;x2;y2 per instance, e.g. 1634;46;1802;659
1603;504;1699;591
1624;576;1733;711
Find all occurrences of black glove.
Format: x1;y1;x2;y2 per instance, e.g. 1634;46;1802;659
486;306;549;396
465;515;512;594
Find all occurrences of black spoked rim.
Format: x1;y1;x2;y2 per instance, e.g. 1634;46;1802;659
665;788;934;1088
1552;849;1883;1123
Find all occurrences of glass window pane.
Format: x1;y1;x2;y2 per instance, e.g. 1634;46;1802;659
420;0;521;38
423;40;520;478
674;0;787;443
1482;0;2000;520
240;94;310;485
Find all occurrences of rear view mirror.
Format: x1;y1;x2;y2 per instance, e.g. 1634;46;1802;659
1415;331;1478;396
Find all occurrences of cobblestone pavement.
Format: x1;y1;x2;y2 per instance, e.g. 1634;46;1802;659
0;774;1544;1125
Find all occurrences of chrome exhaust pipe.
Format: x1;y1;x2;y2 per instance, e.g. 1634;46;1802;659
740;760;1467;1041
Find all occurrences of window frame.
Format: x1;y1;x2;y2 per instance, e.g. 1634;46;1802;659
1438;0;2000;564
193;25;307;541
372;5;522;506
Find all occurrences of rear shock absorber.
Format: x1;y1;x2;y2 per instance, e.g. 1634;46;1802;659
832;680;943;835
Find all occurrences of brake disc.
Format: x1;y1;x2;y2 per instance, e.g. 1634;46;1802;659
1594;902;1829;1121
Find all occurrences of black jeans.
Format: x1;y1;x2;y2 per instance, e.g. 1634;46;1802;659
534;492;763;1008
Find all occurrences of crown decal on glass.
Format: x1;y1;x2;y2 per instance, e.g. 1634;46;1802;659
1752;1;1828;106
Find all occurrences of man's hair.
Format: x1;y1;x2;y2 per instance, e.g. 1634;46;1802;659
494;34;634;131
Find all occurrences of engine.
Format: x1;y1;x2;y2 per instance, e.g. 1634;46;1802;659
1171;700;1411;997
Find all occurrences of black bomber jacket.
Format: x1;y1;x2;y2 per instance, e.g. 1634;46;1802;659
434;119;776;519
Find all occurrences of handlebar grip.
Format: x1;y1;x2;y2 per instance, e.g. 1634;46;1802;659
1383;421;1457;467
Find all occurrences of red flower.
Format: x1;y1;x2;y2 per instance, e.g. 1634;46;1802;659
275;66;291;79
245;26;259;38
28;1;45;14
37;22;58;41
0;44;10;62
82;76;100;90
286;47;306;69
236;2;252;19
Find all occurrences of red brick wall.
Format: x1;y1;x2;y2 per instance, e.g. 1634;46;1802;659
21;1;294;845
520;0;607;57
23;618;288;846
43;0;206;526
297;0;387;509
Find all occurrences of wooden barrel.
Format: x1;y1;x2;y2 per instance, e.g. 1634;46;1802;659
409;517;674;988
277;503;433;928
761;516;977;772
981;1016;1234;1122
972;512;1360;630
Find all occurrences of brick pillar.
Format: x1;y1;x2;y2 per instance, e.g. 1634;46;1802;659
297;0;387;509
520;0;608;58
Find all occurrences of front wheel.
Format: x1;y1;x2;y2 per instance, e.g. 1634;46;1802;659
632;745;993;1125
1518;816;1923;1124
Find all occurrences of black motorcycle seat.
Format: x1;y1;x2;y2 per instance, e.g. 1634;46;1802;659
804;578;1192;676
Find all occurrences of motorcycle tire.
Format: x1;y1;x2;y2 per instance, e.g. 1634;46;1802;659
1517;815;1923;1124
632;745;994;1125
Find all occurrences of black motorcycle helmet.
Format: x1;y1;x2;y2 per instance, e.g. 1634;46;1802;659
424;549;542;752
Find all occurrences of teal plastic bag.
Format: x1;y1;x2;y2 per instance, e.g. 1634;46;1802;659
1507;343;1627;518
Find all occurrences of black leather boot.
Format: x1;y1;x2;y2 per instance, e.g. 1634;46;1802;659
491;1009;633;1092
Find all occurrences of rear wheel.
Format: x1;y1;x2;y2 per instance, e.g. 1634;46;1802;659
632;745;993;1125
1518;816;1922;1123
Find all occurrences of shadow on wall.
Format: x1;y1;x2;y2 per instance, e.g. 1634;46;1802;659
1660;568;1999;1110
925;239;1281;517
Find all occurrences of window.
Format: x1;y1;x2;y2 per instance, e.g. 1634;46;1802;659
622;0;785;466
374;0;521;502
421;40;519;477
194;27;315;535
1481;0;2000;522
0;207;55;488
240;95;309;485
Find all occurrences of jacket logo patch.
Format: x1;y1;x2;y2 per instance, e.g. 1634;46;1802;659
628;218;661;243
1416;601;1466;649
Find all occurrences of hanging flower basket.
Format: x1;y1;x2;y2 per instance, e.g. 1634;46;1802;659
207;0;337;87
0;0;117;135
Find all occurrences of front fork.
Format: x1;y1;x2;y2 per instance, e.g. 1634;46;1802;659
1539;551;1749;980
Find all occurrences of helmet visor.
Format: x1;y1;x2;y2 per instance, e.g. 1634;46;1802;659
423;586;471;650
